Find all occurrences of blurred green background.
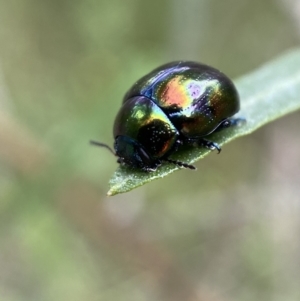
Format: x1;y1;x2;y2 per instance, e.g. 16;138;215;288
1;0;300;300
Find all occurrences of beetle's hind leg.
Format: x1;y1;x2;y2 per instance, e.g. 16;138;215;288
192;118;245;153
214;117;246;132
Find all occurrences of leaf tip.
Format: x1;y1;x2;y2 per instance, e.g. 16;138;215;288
106;189;115;196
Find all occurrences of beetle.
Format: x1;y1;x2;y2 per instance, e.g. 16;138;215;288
91;61;243;171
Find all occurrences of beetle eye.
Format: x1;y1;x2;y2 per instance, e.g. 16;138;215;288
114;135;161;171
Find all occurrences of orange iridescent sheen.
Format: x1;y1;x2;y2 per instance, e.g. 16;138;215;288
160;76;195;108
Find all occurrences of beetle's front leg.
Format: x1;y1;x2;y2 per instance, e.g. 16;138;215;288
196;138;221;153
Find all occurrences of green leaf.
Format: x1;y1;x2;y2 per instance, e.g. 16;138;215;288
107;49;300;196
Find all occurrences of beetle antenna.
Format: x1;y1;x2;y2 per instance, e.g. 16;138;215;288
163;158;196;170
90;140;116;156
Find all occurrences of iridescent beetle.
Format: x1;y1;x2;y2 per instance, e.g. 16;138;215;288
91;61;243;171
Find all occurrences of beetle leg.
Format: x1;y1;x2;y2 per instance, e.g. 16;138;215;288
142;160;162;172
163;158;196;170
215;118;246;132
196;138;221;153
